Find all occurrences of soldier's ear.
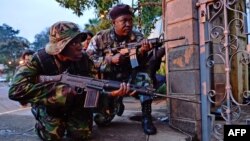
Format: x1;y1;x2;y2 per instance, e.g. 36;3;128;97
112;20;116;26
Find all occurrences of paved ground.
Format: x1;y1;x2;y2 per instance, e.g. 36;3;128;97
0;84;188;141
2;83;250;141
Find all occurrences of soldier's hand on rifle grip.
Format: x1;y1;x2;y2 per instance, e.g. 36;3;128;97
139;39;152;55
109;83;135;97
111;53;122;65
62;86;77;96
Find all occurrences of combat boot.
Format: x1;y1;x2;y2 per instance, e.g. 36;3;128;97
141;100;157;135
116;96;125;116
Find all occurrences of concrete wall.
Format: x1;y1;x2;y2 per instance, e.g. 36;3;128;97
164;0;201;140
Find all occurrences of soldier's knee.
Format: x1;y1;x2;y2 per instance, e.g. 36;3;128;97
35;121;64;141
32;106;66;140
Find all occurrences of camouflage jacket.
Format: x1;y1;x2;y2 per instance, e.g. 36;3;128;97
8;49;95;104
87;28;149;81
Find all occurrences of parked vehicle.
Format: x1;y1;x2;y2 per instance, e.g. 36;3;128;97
0;77;7;82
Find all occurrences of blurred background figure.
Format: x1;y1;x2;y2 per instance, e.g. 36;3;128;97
18;49;35;107
82;30;94;51
19;49;35;65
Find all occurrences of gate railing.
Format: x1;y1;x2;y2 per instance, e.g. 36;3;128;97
198;0;249;140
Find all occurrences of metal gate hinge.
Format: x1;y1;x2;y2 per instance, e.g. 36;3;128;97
201;10;207;23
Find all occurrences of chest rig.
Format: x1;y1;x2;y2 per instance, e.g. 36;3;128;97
35;48;91;76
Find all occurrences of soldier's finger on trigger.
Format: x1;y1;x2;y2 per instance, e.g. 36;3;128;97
123;83;127;94
126;83;130;93
130;90;136;96
120;83;124;93
125;83;128;94
119;83;123;91
150;43;153;49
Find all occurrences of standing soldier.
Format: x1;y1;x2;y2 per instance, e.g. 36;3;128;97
87;4;157;135
9;21;131;140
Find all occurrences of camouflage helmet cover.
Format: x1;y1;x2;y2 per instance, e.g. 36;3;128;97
45;21;87;55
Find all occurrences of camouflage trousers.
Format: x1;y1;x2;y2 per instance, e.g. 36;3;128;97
94;72;154;126
32;86;93;141
130;72;154;102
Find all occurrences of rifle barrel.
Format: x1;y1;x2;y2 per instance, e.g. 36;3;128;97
152;93;201;104
103;81;200;104
162;36;185;43
104;36;185;53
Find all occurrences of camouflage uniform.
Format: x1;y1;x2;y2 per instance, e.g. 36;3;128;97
87;28;154;126
9;21;95;141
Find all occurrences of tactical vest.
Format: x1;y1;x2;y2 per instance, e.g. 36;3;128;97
32;48;94;117
34;48;93;76
93;28;145;81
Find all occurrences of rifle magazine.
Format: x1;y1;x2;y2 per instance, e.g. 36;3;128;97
84;88;100;108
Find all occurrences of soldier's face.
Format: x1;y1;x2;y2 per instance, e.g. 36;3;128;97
82;35;92;50
113;14;133;36
23;55;32;64
59;36;83;61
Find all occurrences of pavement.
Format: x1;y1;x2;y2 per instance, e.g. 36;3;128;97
0;84;188;141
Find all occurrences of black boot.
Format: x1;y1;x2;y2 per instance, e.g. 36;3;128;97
141;100;157;135
116;96;125;116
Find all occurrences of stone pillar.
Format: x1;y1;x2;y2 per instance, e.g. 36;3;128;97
164;0;201;140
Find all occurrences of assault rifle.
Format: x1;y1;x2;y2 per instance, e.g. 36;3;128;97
39;73;200;108
103;36;185;68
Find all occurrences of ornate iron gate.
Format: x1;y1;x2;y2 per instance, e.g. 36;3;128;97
198;0;249;140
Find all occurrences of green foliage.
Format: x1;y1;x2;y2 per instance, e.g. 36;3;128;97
0;24;30;62
157;62;166;76
54;0;162;36
84;18;111;34
55;0;93;16
54;0;118;34
94;0;119;17
55;0;118;16
0;24;19;40
0;24;30;75
135;0;162;37
32;28;49;51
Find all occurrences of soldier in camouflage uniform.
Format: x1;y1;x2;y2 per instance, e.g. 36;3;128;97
8;21;131;141
87;4;157;135
17;49;35;107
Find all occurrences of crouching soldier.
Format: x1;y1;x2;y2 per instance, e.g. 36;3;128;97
87;4;157;135
9;21;131;141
